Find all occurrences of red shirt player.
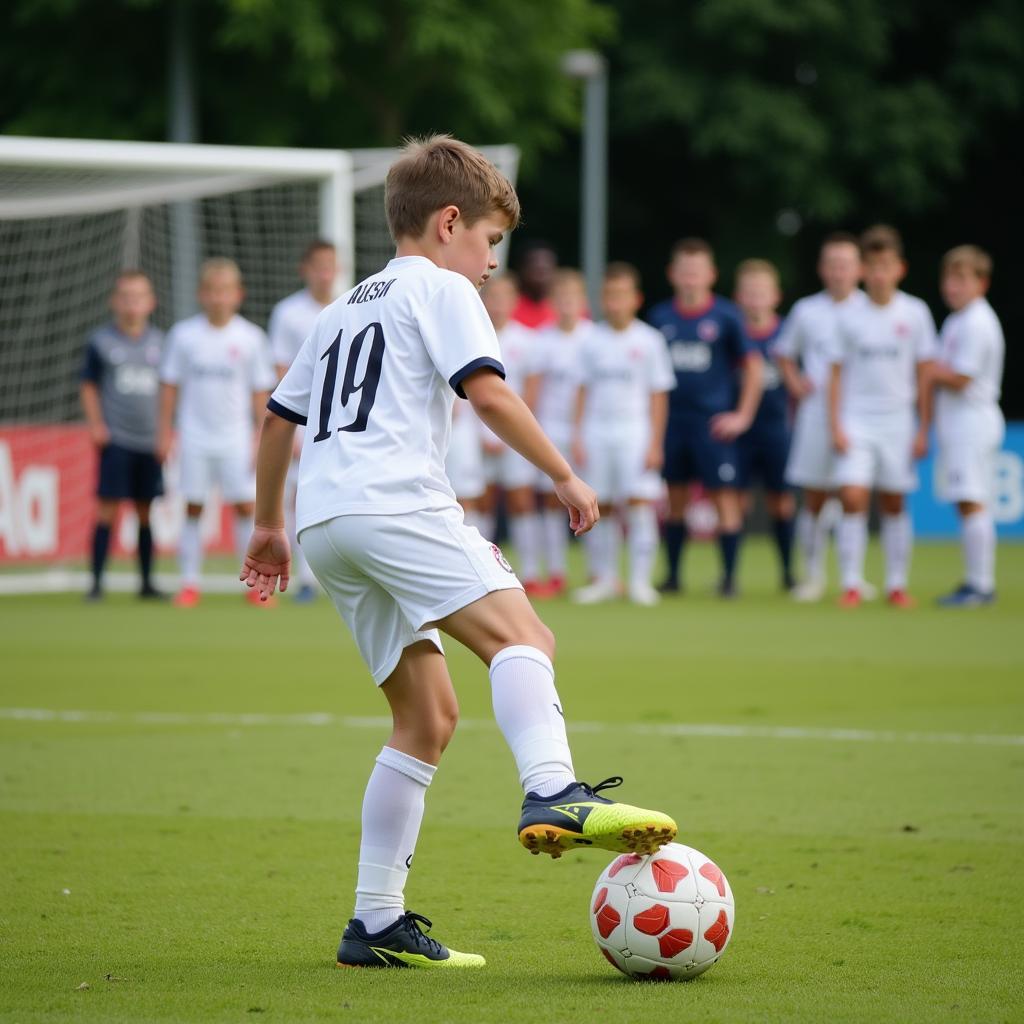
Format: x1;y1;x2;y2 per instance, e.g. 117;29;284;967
511;241;558;329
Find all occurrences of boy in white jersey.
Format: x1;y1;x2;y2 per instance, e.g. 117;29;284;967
270;239;339;602
931;245;1005;606
828;226;936;608
522;269;592;595
776;233;867;602
240;137;676;969
478;275;547;593
572;263;675;606
159;258;276;607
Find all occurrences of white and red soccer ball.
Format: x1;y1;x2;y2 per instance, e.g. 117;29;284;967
590;843;735;981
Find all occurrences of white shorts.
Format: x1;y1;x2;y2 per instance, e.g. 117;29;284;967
833;413;916;494
785;402;834;490
179;445;255;504
299;505;523;685
483;447;537;491
445;414;485;500
936;411;1005;504
583;426;663;504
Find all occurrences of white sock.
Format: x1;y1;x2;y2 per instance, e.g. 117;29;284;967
354;746;436;934
234;511;253;565
837;512;868;591
582;521;602;580
627;504;658;589
881;511;912;592
476;511;496;542
489;645;575;797
962;509;995;592
179;515;203;587
510;512;541;581
797;508;826;584
542;508;568;577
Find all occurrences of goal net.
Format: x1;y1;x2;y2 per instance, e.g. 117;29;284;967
0;137;518;587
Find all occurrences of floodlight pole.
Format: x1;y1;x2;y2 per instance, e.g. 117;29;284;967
562;51;608;316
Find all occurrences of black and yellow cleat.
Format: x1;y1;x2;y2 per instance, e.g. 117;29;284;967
336;911;485;969
518;776;677;859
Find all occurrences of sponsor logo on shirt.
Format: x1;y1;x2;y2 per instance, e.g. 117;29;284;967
697;320;720;342
670;341;712;373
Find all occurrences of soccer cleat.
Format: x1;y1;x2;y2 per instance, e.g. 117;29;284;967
546;574;567;597
717;578;738;600
838;587;861;608
336;912;485;969
656;577;681;595
936;583;995;608
518;776;677;859
173;586;201;608
84;586;104;603
138;584;166;600
886;589;916;609
791;579;825;603
524;579;554;599
572;578;619;605
628;581;660;607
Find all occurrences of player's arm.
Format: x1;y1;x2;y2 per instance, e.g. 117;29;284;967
913;360;934;459
777;355;811;400
775;313;812;399
828;363;848;453
646;390;668;471
711;353;764;441
157;382;177;464
571;383;588;466
930;363;972;391
79;342;109;448
240;410;295;600
463;369;598;535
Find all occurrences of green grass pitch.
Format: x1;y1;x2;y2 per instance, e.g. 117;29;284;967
2;539;1022;1023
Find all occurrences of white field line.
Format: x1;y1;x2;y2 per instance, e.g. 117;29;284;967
1;708;1022;747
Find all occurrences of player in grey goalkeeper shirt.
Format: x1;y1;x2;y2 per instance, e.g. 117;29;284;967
79;271;165;599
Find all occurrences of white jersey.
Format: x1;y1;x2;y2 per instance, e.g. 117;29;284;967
269;288;330;371
478;320;535;447
271;255;504;532
775;290;867;413
830;291;937;418
160;313;276;453
935;297;1005;431
532;321;592;431
580;319;676;427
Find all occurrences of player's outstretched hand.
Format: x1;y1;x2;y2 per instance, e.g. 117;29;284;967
239;525;291;601
832;427;850;455
553;474;600;537
710;411;749;442
912;428;929;461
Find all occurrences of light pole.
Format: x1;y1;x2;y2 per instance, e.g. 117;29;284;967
562;50;608;316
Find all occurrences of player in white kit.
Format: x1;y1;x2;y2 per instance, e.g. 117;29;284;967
522;268;592;595
573;263;675;606
478;275;546;592
238;137;676;969
159;258;277;607
776;233;867;601
827;226;936;608
269;240;339;602
931;245;1005;607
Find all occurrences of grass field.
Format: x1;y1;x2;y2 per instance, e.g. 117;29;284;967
2;539;1022;1023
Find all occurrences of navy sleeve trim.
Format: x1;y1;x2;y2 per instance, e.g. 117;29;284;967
448;357;506;399
267;397;308;425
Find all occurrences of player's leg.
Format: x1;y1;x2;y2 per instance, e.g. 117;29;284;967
175;444;208;606
134;447;164;598
221;449;266;606
623;432;662;605
793;487;830;600
505;482;543;593
765;490;797;590
711;487;743;597
955;500;996;603
435;588;676;857
540;490;569;594
836;485;870;605
285;471;317;603
787;407;836;600
878;491;914;606
573;428;620;603
659;426;690;592
88;443;129;600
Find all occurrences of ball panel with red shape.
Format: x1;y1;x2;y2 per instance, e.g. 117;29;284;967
658;928;695;959
691;853;733;904
693;902;735;964
601;852;644;884
588;883;629;947
632;902;670;935
622;897;700;962
635;846;698;902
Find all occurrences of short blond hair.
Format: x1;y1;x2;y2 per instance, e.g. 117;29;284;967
199;257;242;285
942;244;992;280
604;261;642;290
385;135;520;242
735;258;780;287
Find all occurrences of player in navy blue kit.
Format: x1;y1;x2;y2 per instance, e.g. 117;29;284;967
733;260;795;590
647;239;764;597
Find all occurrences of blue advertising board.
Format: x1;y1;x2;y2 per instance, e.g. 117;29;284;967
912;422;1024;539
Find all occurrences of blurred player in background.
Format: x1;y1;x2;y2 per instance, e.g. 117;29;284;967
931;245;1005;607
511;240;558;329
828;226;936;608
478;275;546;592
159;258;277;607
444;398;488;536
79;270;164;601
573;263;675;605
733;259;796;591
523;269;592;595
270;240;339;602
648;239;763;598
776;233;866;602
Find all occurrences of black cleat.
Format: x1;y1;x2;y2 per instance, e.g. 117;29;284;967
336;912;484;969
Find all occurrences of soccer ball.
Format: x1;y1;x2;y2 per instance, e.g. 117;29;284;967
590;842;735;981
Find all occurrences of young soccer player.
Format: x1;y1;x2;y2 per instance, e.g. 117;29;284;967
523;269;593;595
269;240;339;602
478;275;546;591
511;240;558;329
931;245;1005;607
241;136;677;969
776;233;867;601
733;259;796;591
79;271;164;600
828;226;937;607
647;239;764;597
159;258;277;608
572;263;675;606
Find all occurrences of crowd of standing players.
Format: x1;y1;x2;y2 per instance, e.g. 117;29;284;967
80;227;1005;609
